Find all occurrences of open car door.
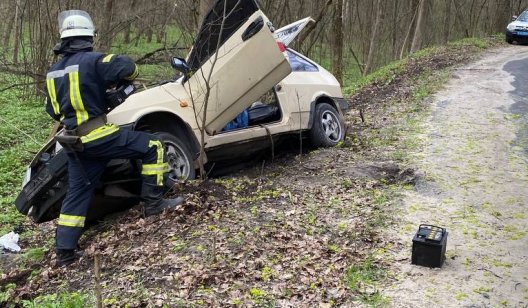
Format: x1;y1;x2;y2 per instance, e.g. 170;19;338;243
186;0;291;135
274;17;314;46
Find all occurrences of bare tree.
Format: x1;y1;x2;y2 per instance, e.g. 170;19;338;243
364;0;383;75
12;0;22;64
98;0;115;52
332;0;344;84
199;0;216;29
411;0;426;53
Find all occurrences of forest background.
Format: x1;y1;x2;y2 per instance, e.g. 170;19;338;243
0;0;526;94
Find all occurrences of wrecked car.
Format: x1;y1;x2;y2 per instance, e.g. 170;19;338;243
15;0;348;223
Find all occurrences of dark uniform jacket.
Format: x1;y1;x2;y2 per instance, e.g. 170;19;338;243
45;52;138;131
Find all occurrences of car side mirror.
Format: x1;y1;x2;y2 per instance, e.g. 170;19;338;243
171;57;190;75
512;15;518;21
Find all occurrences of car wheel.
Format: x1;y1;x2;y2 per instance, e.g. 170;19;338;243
309;103;345;147
156;132;196;181
506;38;513;44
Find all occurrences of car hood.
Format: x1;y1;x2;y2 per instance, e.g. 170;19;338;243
508;20;528;28
107;82;194;127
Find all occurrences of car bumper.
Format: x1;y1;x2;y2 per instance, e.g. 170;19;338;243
506;30;528;42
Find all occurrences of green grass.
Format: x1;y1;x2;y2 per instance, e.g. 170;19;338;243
345;257;386;292
112;25;191;57
345;257;388;306
343;36;497;97
0;75;52;234
21;292;94;308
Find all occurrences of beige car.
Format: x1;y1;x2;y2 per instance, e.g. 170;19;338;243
16;0;348;223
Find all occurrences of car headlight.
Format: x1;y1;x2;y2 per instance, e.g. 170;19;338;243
22;167;32;187
507;24;516;31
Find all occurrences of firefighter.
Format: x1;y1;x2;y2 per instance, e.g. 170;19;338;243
46;10;184;267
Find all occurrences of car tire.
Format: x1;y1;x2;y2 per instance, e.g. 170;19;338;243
155;132;196;181
309;103;345;147
506;38;514;44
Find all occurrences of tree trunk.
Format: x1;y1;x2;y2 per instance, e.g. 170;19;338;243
400;0;419;59
297;0;333;47
198;0;215;30
98;0;114;52
123;0;138;44
332;0;344;84
12;0;21;64
496;0;512;32
443;0;452;44
363;0;383;76
2;0;15;48
411;0;426;53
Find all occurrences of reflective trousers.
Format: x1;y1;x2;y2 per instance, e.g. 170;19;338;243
56;128;169;250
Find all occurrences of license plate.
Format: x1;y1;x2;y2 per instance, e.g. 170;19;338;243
515;31;528;36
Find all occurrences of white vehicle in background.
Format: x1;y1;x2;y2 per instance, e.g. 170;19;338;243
15;0;348;223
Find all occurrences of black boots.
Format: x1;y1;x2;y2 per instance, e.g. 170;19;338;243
56;249;83;267
141;183;183;217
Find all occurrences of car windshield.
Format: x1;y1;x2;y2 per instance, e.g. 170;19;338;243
518;11;528;22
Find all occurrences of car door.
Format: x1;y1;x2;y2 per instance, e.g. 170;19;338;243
274;17;314;46
185;0;291;135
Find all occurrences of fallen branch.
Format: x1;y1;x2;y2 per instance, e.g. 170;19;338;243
0;81;44;93
94;254;103;308
478;267;502;279
136;46;189;64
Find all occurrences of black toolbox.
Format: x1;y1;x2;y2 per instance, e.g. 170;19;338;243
412;224;448;268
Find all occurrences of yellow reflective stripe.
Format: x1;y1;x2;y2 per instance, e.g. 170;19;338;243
102;54;115;63
80;124;119;143
142;163;170;186
143;140;166;185
149;140;164;164
58;214;85;228
142;163;170;173
68;71;89;126
46;79;60;115
124;64;139;81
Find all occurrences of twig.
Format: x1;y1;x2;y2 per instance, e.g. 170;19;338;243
135;46;189;64
0;81;44;92
94;254;103;308
260;160;266;178
212;233;217;263
0;115;43;146
296;91;303;162
360;108;365;123
477;267;502;279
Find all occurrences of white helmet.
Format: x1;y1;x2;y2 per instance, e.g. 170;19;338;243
58;10;95;39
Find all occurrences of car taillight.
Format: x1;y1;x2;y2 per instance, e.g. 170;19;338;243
277;42;286;52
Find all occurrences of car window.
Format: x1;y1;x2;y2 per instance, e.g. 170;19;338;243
518;11;528;22
187;0;260;72
286;50;318;72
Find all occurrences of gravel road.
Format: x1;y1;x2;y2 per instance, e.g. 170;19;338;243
385;46;528;307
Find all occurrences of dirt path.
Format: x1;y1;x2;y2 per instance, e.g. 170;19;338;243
384;46;528;307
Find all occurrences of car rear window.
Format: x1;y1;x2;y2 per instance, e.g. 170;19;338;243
286;50;318;72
